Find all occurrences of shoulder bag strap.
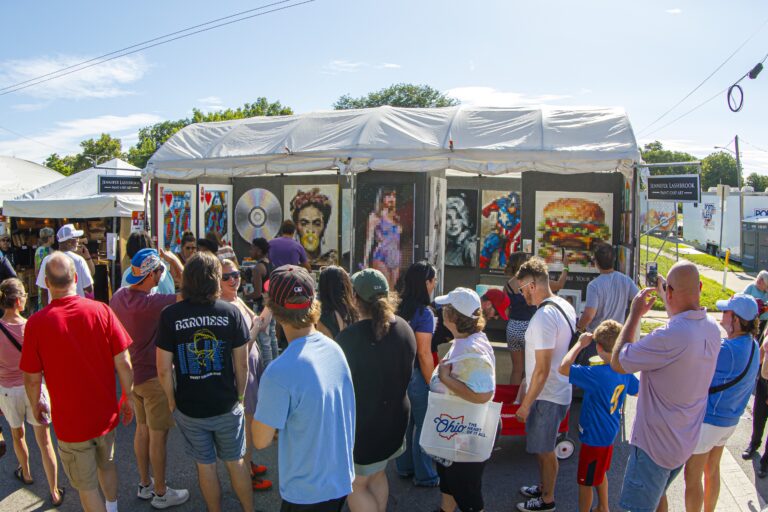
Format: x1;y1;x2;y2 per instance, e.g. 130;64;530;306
0;322;22;352
709;340;757;395
538;299;576;337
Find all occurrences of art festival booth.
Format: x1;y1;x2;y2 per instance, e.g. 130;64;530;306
143;105;641;336
3;158;145;303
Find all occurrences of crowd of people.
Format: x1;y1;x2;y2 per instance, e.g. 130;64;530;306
0;220;766;512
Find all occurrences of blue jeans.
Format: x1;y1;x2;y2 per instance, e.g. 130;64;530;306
259;318;279;366
619;446;683;512
396;367;439;485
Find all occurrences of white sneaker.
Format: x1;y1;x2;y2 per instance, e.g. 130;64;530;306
137;479;154;500
151;487;190;509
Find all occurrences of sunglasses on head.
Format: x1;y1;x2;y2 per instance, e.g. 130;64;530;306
222;271;241;282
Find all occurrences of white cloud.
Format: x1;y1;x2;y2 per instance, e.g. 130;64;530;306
196;95;225;112
321;60;401;74
11;102;49;112
665;8;682;14
0;113;163;162
0;54;150;100
446;86;572;106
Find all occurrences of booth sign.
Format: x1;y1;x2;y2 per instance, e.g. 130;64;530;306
99;176;143;194
647;174;700;202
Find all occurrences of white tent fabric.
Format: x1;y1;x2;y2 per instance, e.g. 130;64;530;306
0;157;64;207
3;158;144;218
145;105;640;179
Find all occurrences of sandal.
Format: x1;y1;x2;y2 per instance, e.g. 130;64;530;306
51;487;65;507
13;466;34;485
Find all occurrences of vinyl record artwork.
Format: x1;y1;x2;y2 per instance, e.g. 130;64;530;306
428;177;447;293
446;189;479;268
535;191;613;273
235;188;282;243
479;189;522;271
284;185;339;266
157;183;196;254
198;185;233;243
355;183;415;289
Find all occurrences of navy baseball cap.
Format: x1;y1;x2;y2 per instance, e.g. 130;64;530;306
269;265;315;309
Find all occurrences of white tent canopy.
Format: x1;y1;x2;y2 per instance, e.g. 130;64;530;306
145;105;640;179
0;157;64;207
3;158;144;218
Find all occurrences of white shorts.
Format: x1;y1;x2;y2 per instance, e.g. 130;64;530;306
0;384;49;429
693;423;737;455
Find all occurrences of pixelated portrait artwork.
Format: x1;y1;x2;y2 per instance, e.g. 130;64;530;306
284;185;339;267
355;183;415;290
429;177;447;293
535;191;613;274
480;189;522;271
198;185;233;244
445;189;479;268
157;183;197;254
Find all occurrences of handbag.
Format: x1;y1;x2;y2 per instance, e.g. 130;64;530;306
709;339;757;395
0;322;21;352
419;353;501;463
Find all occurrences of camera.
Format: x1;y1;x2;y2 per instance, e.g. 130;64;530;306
240;265;254;283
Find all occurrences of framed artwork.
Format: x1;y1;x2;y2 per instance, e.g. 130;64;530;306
535;191;613;273
479;189;522;271
157;183;197;254
558;288;583;315
643;201;676;234
446;189;479;268
341;188;353;263
198;184;233;244
284;184;340;267
429;177;447;293
618;245;632;276
354;182;415;289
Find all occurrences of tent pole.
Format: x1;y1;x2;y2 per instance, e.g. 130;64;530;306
348;168;356;274
111;216;117;297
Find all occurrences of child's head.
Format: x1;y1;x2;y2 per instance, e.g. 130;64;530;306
593;319;622;362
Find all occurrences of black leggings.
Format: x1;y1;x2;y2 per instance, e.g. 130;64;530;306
436;460;486;512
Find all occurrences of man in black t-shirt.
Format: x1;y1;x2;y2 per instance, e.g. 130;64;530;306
156;252;252;512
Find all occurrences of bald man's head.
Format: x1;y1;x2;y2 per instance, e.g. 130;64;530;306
667;261;701;297
45;252;76;290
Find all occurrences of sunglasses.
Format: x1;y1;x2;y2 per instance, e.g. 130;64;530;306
662;281;673;292
222;271;241;282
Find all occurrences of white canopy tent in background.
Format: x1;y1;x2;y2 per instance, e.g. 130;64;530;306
4;158;143;218
0;156;64;207
144;105;640;178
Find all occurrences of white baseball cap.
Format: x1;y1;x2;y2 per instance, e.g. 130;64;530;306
56;224;84;242
435;287;482;318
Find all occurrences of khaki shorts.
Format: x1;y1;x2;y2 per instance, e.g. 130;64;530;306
58;430;116;491
133;378;174;430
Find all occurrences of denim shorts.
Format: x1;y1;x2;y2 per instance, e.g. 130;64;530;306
619;445;683;512
173;404;246;464
525;400;568;454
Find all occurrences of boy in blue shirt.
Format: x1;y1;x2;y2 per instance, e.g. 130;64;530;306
559;319;639;512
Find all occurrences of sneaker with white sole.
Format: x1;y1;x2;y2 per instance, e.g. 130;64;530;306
519;484;542;498
151;487;190;509
137;479;154;500
517;497;555;511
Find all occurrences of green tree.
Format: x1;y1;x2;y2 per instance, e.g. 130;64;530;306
701;151;740;190
745;172;768;192
127;98;292;168
45;133;125;176
640;141;699;176
44;153;77;176
333;83;459;110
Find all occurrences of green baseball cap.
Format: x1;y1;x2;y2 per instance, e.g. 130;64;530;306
352;268;389;302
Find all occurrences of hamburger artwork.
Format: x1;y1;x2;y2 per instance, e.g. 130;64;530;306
535;193;613;272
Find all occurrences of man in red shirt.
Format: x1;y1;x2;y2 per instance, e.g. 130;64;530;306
21;252;134;512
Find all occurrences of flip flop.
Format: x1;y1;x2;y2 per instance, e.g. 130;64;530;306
13;466;34;485
51;487;65;507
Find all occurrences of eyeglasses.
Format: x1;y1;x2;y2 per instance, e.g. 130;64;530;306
517;280;535;293
222;271;241;282
662;282;673;292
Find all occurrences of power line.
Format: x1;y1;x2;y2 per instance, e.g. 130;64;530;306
0;0;299;94
741;138;768;154
642;86;728;138
637;15;768;135
0;0;315;97
0;124;70;153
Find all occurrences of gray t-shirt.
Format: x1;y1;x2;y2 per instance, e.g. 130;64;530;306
584;271;639;330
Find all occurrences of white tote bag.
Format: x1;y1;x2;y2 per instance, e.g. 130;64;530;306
419;390;502;463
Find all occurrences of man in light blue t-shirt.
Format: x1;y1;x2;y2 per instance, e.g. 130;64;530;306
578;244;638;332
251;265;355;512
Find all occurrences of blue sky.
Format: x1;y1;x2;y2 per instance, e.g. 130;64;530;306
1;0;767;175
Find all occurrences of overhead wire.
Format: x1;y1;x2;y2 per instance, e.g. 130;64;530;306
637;15;768;135
0;124;70;153
0;0;315;97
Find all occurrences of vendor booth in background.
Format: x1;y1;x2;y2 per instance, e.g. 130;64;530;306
0;156;64;298
143;105;641;337
3;158;144;304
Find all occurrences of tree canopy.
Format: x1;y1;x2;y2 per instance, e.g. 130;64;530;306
333;83;458;110
640;141;699;176
746;172;768;192
45;133;125;176
701;151;740;190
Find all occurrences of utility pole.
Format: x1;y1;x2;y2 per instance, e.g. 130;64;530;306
735;135;744;257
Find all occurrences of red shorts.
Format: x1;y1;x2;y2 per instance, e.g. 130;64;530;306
577;444;613;487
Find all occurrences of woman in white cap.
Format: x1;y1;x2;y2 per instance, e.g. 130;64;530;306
430;287;496;512
683;293;761;511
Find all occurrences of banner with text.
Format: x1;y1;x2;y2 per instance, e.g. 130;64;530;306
647;174;700;202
